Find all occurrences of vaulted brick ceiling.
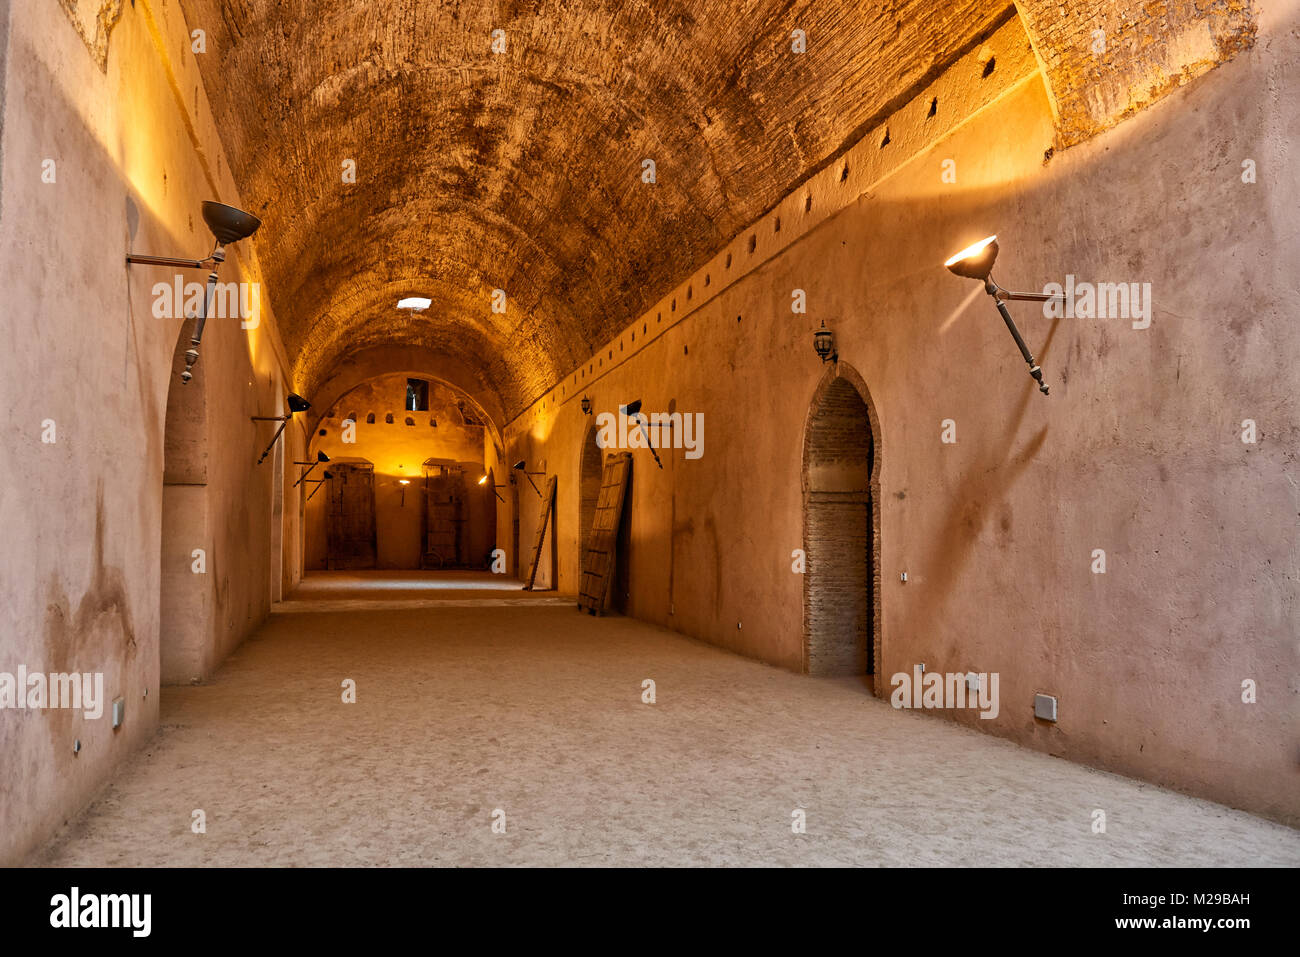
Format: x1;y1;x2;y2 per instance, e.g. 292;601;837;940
179;0;1015;417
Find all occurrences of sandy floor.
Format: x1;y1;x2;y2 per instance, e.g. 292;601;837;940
30;573;1300;867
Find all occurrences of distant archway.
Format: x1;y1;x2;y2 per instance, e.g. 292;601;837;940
801;364;881;687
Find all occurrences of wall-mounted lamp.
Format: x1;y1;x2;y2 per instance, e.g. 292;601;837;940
580;395;592;415
478;474;506;502
813;320;838;364
619;399;664;469
126;201;262;384
944;235;1063;396
512;460;545;497
292;451;330;488
252;392;311;464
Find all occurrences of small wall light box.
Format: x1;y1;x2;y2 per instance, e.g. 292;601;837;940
478;474;506;502
292;451;330;488
944;235;1063;396
512;460;545;497
252;392;311;464
126;201;262;383
619;399;663;469
813;320;837;363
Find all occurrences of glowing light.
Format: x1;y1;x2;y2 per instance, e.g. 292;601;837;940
477;475;488;485
398;479;411;485
944;235;998;268
397;297;432;311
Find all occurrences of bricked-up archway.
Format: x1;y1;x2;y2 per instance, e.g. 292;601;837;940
802;365;881;687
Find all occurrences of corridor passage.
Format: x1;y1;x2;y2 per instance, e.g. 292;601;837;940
32;575;1300;868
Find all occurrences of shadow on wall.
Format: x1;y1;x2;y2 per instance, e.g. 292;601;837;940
912;321;1059;654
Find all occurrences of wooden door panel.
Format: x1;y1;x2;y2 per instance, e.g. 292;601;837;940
326;464;376;569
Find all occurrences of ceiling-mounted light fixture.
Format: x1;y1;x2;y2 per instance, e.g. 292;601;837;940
127;201;262;384
512;460;544;497
397;297;432;311
580;395;592;415
292;450;330;488
944;234;1062;396
251;392;311;464
813;320;837;364
618;399;663;469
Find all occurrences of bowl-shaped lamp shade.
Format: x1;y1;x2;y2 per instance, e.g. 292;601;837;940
512;460;526;470
316;451;330;463
202;201;262;245
620;399;643;417
944;235;999;281
286;393;311;414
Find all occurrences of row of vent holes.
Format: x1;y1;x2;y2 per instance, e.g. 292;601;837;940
559;69;993;395
653;69;985;336
347;413;439;427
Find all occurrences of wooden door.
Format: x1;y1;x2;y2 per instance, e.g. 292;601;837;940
326;463;377;569
422;468;466;568
578;452;632;615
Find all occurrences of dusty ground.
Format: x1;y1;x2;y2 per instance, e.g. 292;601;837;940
30;573;1300;867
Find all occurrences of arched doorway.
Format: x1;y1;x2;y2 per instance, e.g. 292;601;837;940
802;365;880;687
159;317;211;685
578;422;603;565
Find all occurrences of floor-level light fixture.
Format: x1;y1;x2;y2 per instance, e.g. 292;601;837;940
478;474;505;502
944;235;1063;396
813;320;838;363
292;451;330;488
126;201;262;384
619;399;663;469
252;392;311;464
512;460;545;497
397;477;412;507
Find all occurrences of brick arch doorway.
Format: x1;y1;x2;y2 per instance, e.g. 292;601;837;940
801;364;882;692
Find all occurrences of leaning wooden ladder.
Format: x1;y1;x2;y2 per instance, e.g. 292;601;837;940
578;452;632;616
522;475;558;591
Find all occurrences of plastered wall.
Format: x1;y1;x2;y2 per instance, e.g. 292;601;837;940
502;11;1299;824
0;0;298;861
